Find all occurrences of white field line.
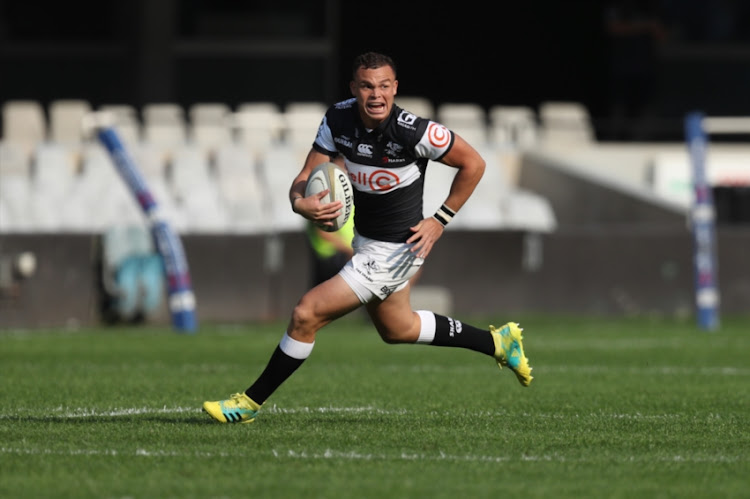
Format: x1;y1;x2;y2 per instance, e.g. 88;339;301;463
0;445;743;464
0;405;734;422
3;363;749;377
379;364;750;376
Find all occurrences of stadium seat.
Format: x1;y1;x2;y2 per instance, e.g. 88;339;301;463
130;143;167;185
503;189;558;232
49;99;91;146
214;143;268;233
449;146;508;230
0;140;30;176
436;102;488;146
188;102;233;162
259;145;307;232
170;145;228;233
396;96;435;119
1;100;47;164
74;144;145;231
142;103;188;165
0;142;33;231
488;105;538;149
0;167;33;232
234;101;284;159
29;143;80;231
538;101;595;144
98;104;142;147
282;101;327;149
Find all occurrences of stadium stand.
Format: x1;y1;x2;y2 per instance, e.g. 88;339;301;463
49;99;91;147
1;100;47;165
259;144;308;233
282;101;328;150
0;98;564;235
169;145;228;233
213;143;268;234
436;102;488;146
396;96;435;120
188;102;233;163
75;144;146;231
488;105;539;150
97;104;142;146
538;101;595;145
30;143;79;231
142;102;188;166
0;140;34;231
233;102;285;161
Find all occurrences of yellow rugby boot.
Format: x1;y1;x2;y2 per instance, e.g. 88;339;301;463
202;393;261;423
490;322;533;387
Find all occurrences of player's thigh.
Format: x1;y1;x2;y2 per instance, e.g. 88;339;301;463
366;283;420;343
293;274;362;327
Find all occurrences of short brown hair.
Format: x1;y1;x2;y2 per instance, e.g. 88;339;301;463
352;52;397;79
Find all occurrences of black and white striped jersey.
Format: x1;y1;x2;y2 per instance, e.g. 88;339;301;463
312;98;454;243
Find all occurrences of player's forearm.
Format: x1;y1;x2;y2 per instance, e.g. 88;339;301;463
443;160;485;213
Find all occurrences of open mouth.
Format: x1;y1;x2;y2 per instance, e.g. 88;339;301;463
367;102;386;113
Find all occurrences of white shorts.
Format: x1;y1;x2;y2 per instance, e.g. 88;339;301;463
339;232;424;303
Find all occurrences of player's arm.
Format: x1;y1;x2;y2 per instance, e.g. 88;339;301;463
436;133;486;214
289;148;344;225
407;134;485;258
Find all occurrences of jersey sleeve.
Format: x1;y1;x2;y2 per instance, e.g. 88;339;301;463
312;114;338;156
413;120;454;161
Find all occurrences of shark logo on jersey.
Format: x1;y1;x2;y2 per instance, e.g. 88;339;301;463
385;141;404;155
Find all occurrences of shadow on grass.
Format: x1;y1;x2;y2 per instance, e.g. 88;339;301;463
1;414;213;425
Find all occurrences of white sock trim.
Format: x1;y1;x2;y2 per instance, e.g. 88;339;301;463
416;310;436;344
279;332;314;360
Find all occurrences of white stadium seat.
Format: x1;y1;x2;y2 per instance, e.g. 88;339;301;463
2;100;47;164
489;105;538;149
396;96;435;120
436;102;488;146
98;104;142;147
282;101;327;149
188;102;233;162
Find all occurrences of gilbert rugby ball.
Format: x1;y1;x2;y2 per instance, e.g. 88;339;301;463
305;162;354;232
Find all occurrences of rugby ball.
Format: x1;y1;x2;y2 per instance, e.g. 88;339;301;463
305;162;354;232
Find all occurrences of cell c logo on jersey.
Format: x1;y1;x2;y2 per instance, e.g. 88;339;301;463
369;169;400;191
428;123;450;148
398;111;417;125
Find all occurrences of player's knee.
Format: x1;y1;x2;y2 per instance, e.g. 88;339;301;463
290;301;320;339
375;325;413;344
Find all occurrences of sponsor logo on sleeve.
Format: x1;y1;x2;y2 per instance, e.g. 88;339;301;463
427;122;450;148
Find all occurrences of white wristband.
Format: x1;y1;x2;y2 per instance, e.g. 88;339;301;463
433;203;456;227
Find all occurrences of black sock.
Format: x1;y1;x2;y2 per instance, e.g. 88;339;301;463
245;346;306;404
431;314;495;356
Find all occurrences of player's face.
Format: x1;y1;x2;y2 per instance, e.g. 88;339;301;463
350;65;398;128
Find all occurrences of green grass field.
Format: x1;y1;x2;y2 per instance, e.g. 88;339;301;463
1;314;748;498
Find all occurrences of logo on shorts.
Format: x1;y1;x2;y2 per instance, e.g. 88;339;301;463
380;285;396;297
363;259;380;275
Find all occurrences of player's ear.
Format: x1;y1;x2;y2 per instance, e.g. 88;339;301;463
349;80;356;96
393;80;398;95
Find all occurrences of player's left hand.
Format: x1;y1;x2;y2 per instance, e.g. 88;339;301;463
407;217;444;259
